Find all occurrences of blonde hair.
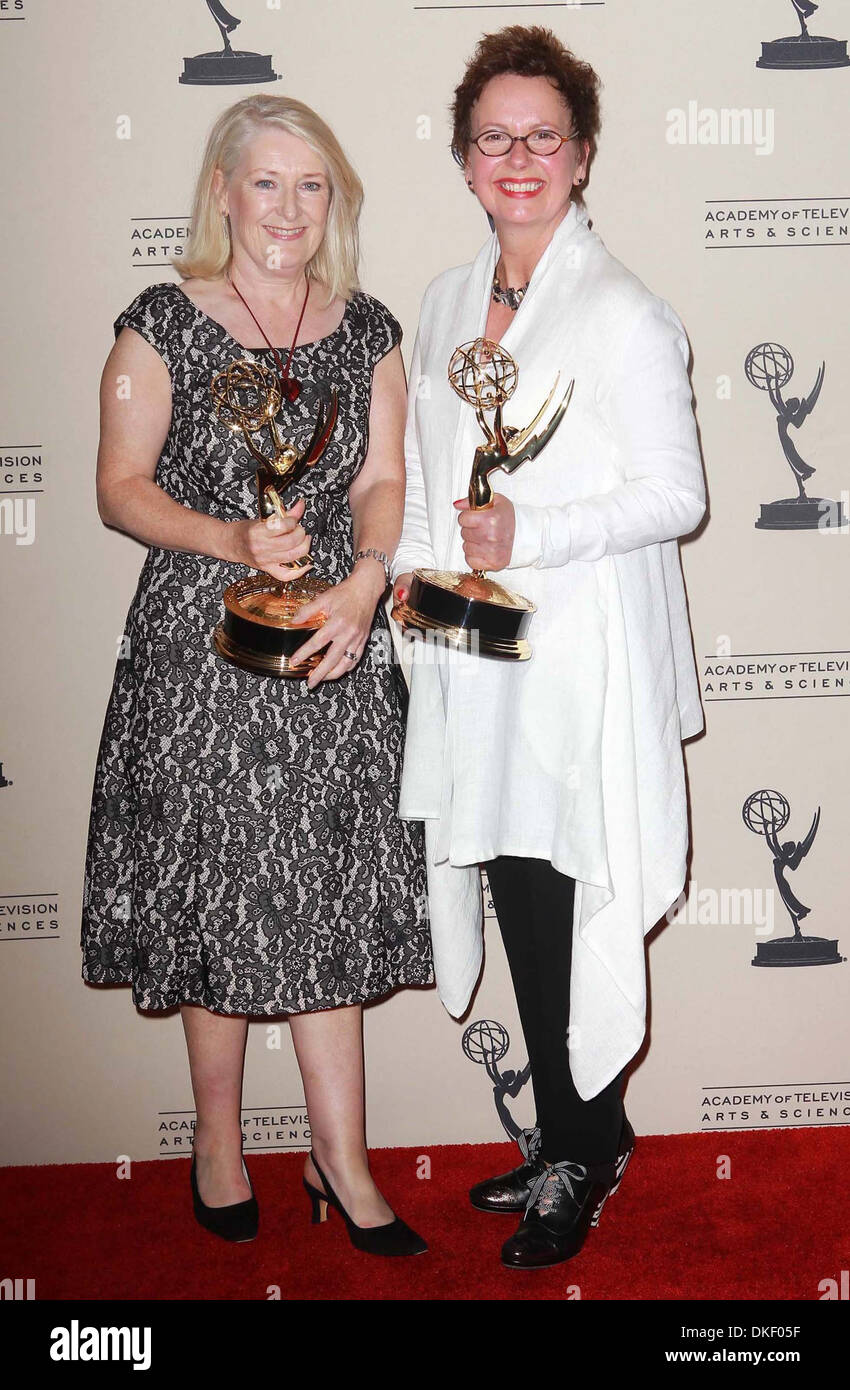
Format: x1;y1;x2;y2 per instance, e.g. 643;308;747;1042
176;95;363;302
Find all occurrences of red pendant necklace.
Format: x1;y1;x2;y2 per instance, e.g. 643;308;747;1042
227;272;310;403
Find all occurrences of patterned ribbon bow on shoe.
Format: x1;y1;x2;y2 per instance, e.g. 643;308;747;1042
524;1160;589;1217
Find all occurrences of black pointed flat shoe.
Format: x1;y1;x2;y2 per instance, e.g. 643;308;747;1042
469;1126;547;1213
501;1158;614;1270
305;1152;427;1257
190;1150;258;1243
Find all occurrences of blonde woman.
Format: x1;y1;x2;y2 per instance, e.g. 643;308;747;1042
81;95;430;1256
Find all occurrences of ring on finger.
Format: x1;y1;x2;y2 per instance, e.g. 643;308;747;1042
344;648;358;661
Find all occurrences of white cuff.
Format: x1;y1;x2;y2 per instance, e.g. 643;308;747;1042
507;502;572;570
391;546;436;584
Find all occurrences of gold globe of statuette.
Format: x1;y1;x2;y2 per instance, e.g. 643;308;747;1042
210;359;283;436
448;339;518;412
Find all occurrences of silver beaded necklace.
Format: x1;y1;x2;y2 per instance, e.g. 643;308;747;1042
491;273;529;312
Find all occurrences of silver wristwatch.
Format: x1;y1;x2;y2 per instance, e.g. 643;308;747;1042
353;548;391;589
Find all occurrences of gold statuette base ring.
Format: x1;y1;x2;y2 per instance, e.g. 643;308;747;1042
390;601;531;661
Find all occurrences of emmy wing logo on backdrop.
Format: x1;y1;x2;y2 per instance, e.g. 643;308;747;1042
757;0;850;69
742;789;845;966
745;342;847;529
699;790;847;1130
462;1020;531;1141
180;1;280;85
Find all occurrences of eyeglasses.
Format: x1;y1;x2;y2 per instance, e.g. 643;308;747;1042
471;127;580;157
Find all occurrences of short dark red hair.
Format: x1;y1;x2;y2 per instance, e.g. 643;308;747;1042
450;25;602;200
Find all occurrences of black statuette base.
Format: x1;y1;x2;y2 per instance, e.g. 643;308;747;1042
392;568;535;661
213;623;321;678
755;496;848;530
752;935;845;967
757;36;850;69
180;51;280;86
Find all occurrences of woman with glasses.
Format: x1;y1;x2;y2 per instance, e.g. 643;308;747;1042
392;25;706;1269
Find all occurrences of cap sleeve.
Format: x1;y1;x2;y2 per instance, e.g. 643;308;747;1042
356;292;402;370
113;282;187;378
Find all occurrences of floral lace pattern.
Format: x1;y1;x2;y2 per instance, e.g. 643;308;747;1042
81;282;432;1013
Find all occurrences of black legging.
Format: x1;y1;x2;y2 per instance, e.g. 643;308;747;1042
484;855;627;1170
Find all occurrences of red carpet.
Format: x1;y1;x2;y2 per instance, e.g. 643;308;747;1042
3;1126;848;1300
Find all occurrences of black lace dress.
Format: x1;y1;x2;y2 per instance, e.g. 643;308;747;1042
81;281;432;1014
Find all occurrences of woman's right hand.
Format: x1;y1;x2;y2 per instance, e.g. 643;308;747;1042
225;496;313;580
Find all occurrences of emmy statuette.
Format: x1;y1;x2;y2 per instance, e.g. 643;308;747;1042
745;342;847;530
210;358;338;677
393;338;573;660
179;1;280;85
742;789;845;966
756;0;850;69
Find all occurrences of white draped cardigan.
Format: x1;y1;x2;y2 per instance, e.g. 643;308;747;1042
393;200;706;1100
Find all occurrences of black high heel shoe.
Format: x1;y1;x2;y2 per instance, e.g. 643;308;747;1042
303;1152;427;1257
590;1116;635;1228
190;1149;258;1243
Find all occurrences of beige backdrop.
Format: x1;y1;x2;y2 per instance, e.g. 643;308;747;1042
2;0;849;1166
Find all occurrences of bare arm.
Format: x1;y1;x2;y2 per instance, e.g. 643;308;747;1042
96;326;311;577
346;342;408;597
